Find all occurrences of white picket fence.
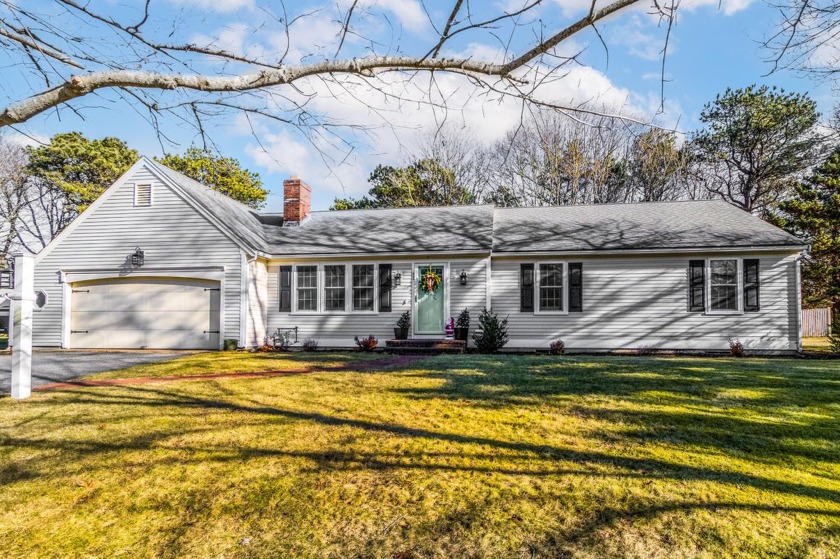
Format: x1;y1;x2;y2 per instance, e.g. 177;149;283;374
802;308;832;337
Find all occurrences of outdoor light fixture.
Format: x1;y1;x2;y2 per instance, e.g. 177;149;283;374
460;270;468;285
393;272;402;287
131;247;145;268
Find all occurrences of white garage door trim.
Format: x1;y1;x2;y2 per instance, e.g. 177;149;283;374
69;277;223;350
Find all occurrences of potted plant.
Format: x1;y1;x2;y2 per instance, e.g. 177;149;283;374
454;308;470;341
394;310;411;340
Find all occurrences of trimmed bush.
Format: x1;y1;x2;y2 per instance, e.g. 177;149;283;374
549;340;565;355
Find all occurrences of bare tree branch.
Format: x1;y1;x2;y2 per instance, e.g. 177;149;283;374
0;22;83;68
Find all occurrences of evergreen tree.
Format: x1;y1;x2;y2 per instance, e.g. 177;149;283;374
778;147;840;310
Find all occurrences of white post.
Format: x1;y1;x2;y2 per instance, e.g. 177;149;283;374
10;253;34;399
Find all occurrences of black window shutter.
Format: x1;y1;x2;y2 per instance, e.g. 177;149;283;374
569;263;583;312
520;264;534;312
379;264;392;312
744;259;760;312
279;266;292;312
688;260;705;312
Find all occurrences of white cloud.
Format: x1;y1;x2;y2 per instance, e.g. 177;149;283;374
3;131;47;148
610;15;669;61
681;0;754;16
191;23;251;57
229;51;665;210
168;0;255;14
367;0;429;33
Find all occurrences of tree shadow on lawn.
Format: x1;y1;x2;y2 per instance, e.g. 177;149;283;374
390;355;840;463
3;363;840;554
6;378;840;507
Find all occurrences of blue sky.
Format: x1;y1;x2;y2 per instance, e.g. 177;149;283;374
3;0;833;212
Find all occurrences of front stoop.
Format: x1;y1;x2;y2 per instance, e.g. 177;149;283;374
385;339;466;354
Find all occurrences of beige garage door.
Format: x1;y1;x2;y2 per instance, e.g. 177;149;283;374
70;278;221;349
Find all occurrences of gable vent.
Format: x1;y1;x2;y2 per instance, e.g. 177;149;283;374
134;184;152;206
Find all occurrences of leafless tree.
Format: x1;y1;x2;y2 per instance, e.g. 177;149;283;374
412;125;493;204
13;176;74;255
624;129;693;201
764;0;840;78
483;107;642;206
0;0;676;155
0;138;29;264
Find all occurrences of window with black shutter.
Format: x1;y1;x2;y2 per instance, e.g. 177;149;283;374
743;259;760;312
520;264;534;312
688;260;705;312
569;263;583;312
278;266;292;312
379;264;392;312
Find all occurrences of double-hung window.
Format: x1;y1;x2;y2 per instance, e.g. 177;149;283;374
352;264;375;311
296;266;318;312
521;262;583;313
324;265;346;311
689;258;760;314
708;259;739;312
538;263;564;312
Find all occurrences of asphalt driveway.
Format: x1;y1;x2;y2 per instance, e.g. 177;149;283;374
0;349;196;392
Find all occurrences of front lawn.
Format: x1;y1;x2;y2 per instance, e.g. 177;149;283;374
804;336;833;353
88;350;380;380
1;354;839;558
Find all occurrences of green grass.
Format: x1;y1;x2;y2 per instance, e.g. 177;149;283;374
804;337;833;353
1;354;839;558
89;350;380;380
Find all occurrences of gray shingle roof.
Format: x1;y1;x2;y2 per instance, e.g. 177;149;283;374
492;200;804;252
264;205;496;255
147;160;804;255
145;158;268;252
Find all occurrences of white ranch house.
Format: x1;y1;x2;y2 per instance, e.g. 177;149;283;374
29;157;805;353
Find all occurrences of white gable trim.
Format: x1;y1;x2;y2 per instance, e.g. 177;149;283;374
35;158;150;264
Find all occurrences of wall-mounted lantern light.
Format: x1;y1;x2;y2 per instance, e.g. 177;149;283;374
131;247;145;268
393;272;402;287
460;270;468;285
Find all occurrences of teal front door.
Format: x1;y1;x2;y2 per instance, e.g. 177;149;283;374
415;264;445;334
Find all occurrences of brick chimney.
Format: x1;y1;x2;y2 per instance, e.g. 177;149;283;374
283;176;311;224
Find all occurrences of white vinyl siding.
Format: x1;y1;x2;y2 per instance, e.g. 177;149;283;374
33;163;244;347
267;257;488;347
492;253;799;351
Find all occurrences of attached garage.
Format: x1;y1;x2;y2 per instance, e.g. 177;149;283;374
69;277;221;349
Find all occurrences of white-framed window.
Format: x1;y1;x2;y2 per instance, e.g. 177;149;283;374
352;264;376;312
538;263;565;312
289;262;382;314
134;183;153;206
521;262;579;314
295;265;318;312
707;258;742;314
324;264;346;311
